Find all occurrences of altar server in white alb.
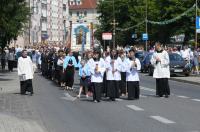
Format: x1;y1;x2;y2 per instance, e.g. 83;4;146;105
126;49;141;100
105;49;122;101
90;51;106;103
150;42;170;98
18;50;34;96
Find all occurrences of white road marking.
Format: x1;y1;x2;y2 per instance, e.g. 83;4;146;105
115;98;123;101
191;99;200;102
140;95;147;98
140;86;156;92
61;93;76;101
127;105;144;111
150;116;175;124
177;95;190;99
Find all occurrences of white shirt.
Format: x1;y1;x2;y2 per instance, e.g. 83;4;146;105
87;58;94;69
57;58;64;66
151;50;170;78
181;49;190;60
126;58;141;82
18;56;34;80
105;56;122;81
90;58;106;83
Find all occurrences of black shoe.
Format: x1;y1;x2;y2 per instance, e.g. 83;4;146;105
111;98;115;101
30;92;34;96
165;95;169;98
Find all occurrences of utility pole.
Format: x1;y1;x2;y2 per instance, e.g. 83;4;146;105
29;0;31;46
195;0;198;48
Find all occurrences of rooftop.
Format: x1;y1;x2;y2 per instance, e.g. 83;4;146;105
69;0;97;10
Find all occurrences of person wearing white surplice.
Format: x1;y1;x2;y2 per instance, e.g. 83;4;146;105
105;50;121;101
150;42;170;98
18;50;34;95
126;49;141;100
90;51;105;103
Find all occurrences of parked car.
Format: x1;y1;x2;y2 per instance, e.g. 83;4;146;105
141;52;191;76
140;52;153;74
135;51;147;64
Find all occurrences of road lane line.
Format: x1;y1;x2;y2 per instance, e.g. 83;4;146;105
140;86;156;92
191;99;200;102
140;95;147;98
150;116;175;124
127;105;144;111
177;95;190;99
62;93;76;101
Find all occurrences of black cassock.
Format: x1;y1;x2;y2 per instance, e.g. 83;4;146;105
65;59;75;88
107;80;120;99
41;53;48;76
156;78;170;97
120;72;126;95
127;81;140;100
20;79;33;94
93;83;103;102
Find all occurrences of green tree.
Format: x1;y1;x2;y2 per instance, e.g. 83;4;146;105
96;0;198;47
0;0;30;49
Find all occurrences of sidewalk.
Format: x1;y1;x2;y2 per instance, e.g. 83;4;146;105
170;74;200;86
0;70;20;93
0;70;47;132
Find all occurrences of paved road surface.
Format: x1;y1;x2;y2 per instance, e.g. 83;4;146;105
1;71;200;132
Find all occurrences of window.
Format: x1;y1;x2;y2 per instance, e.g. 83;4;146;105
69;12;72;16
77;11;79;16
84;11;87;16
63;4;66;11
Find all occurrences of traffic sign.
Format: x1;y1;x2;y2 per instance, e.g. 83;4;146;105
196;17;200;29
102;33;112;40
142;33;148;41
196;29;200;33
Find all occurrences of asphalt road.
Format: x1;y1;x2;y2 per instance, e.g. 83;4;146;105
26;72;200;132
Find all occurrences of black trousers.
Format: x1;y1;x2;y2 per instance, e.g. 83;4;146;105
102;73;107;95
20;79;33;94
127;81;140;100
156;78;170;97
120;72;126;94
65;66;74;87
107;80;116;99
93;83;103;101
8;60;14;71
107;80;120;99
1;59;6;69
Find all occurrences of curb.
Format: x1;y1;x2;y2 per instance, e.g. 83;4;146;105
170;78;200;86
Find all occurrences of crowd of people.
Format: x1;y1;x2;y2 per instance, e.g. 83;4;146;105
0;43;199;101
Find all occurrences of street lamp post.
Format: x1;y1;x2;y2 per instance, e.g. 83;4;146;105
195;0;198;48
145;0;148;51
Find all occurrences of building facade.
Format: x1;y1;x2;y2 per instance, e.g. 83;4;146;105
69;0;99;50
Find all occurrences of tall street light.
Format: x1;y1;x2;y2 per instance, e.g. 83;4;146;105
195;0;198;48
145;0;148;51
